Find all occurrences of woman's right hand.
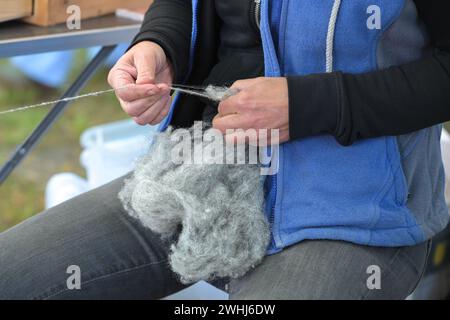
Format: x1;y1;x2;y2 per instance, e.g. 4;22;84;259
108;41;174;125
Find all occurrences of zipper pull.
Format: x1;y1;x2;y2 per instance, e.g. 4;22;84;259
254;0;261;29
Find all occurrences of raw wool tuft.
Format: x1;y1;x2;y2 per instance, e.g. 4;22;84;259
118;125;270;284
204;85;239;102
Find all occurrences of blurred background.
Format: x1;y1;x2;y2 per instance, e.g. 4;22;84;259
0;49;129;231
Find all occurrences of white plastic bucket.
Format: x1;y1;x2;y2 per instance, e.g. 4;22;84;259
79;119;158;189
45;173;89;209
45;119;158;206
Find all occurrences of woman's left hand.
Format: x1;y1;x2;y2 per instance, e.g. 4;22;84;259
212;77;290;145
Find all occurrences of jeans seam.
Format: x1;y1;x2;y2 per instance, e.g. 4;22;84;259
408;240;432;295
36;259;168;300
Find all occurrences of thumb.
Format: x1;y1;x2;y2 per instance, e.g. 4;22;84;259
134;52;157;85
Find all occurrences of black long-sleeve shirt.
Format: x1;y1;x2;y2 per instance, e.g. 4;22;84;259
132;0;450;146
289;0;450;145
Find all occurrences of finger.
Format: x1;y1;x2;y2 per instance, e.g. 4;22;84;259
212;113;253;133
108;66;136;89
115;83;161;102
134;94;171;125
152;95;172;124
134;52;157;85
133;97;167;125
156;82;171;91
217;99;236;116
217;90;247;116
121;91;167;117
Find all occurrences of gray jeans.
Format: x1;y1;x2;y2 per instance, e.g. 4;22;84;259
0;176;430;300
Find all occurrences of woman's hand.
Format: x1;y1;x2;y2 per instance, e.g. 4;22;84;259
108;41;173;125
213;77;290;145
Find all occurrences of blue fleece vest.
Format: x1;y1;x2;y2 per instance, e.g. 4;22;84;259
161;0;449;254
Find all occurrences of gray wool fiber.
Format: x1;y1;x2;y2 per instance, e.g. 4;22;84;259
204;85;239;101
119;125;270;284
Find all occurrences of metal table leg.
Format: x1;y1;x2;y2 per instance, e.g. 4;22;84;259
0;45;117;185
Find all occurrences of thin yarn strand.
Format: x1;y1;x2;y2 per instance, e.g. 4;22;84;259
0;84;236;116
0;85;131;116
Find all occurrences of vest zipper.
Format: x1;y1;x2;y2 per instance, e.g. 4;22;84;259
254;0;261;29
250;0;262;39
268;150;279;248
269;176;277;226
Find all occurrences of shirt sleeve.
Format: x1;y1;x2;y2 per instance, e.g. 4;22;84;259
288;0;450;146
129;0;192;83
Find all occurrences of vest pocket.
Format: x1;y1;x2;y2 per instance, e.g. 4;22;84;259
278;135;397;233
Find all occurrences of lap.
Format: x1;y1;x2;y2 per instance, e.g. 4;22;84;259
0;175;430;300
229;239;430;300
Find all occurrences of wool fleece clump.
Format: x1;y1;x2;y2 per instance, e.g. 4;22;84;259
119;125;270;284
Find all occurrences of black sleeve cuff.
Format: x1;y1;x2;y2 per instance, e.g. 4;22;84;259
287;72;343;144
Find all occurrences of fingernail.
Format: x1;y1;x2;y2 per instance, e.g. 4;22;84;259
157;84;169;90
147;87;158;95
